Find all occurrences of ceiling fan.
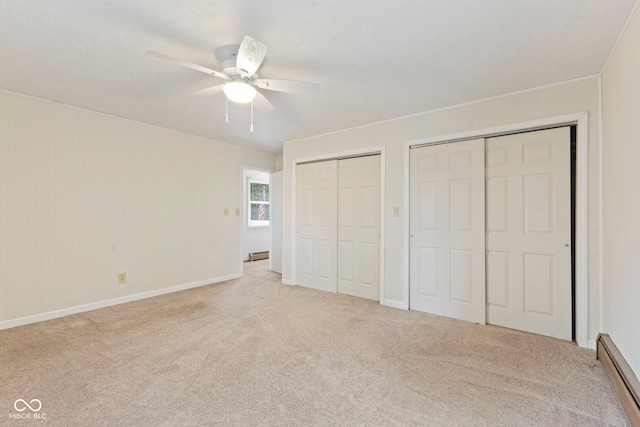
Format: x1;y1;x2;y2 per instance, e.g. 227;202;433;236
146;35;319;115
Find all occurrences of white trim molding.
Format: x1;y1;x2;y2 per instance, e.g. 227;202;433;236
0;273;242;331
285;75;598;146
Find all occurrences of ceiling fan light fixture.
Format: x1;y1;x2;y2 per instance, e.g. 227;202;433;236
223;80;256;104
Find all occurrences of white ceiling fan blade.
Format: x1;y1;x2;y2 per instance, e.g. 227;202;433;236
254;79;319;94
146;50;229;80
190;84;225;98
236;36;267;78
252;91;274;113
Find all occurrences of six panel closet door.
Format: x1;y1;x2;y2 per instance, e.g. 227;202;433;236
409;139;487;324
338;155;381;301
485;127;572;340
296;160;338;292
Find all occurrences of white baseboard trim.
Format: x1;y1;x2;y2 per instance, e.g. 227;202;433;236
281;279;296;286
382;299;408;310
0;273;242;331
588;339;597;350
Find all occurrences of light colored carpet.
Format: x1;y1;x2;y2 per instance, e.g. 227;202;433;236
0;260;629;426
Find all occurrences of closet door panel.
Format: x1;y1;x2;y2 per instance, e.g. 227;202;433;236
409;139;486;324
296;160;338;292
338;155;381;300
486;127;572;340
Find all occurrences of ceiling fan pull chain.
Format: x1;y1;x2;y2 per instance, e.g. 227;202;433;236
250;101;254;132
225;97;229;123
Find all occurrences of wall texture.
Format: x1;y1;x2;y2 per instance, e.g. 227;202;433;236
0;89;275;325
601;4;640;377
283;77;602;346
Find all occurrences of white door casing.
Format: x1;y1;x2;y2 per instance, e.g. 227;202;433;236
409;139;486;324
269;171;283;274
338;155;381;300
296;160;338;292
486;127;572;340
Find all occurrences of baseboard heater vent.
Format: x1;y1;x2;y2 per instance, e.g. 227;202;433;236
596;333;640;426
249;251;269;262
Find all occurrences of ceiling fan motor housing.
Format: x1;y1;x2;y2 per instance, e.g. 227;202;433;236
220;54;240;77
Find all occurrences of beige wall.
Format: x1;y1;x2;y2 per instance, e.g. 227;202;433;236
602;4;640;377
283;77;602;346
0;89;275;326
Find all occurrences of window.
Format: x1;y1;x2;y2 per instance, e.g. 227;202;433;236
248;179;269;227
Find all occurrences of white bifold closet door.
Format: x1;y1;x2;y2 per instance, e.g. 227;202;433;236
409;139;486;324
296;156;381;299
296;160;338;292
338;155;381;300
485;127;571;340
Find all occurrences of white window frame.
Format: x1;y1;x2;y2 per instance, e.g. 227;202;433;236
248;178;270;228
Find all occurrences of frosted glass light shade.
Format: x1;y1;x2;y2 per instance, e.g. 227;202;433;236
223;80;257;104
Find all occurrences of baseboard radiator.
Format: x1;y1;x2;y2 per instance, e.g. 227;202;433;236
596;333;640;426
249;251;269;262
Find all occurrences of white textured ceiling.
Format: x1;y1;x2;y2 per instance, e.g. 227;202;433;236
0;1;635;154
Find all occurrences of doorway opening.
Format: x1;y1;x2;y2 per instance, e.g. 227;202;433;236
242;169;270;264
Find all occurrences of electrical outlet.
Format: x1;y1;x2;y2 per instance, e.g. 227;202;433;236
393;207;400;217
224;208;229;216
118;273;127;284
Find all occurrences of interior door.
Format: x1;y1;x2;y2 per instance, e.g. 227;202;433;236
269;171;283;274
409;139;486;324
296;160;338;292
338;155;381;300
486;127;572;340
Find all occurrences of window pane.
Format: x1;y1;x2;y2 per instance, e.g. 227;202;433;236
250;183;269;202
250;203;270;221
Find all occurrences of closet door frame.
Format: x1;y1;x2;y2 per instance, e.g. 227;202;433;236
404;112;590;348
292;147;386;298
